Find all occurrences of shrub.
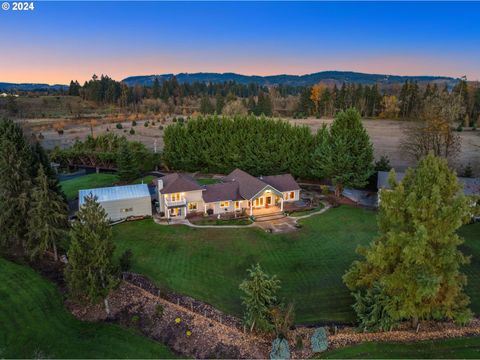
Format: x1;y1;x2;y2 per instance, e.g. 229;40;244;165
144;121;149;127
129;128;135;135
116;123;123;129
456;125;463;132
172;117;177;122
311;327;328;353
119;249;133;272
295;335;303;351
320;184;329;196
131;314;140;325
270;338;290;360
155;303;164;317
206;208;214;216
57;129;64;135
159;125;164;130
131;120;137;126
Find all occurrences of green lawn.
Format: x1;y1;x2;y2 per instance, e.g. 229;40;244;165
60;173;155;200
113;206;480;324
196;178;222;185
0;258;175;359
317;336;480;358
61;173;119;200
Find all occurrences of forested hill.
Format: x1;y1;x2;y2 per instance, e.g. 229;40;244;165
122;71;458;87
0;82;68;91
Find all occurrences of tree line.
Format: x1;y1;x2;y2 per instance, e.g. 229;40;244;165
50;133;160;175
164;110;375;197
66;75;480;123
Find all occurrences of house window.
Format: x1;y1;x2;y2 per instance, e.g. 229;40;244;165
255;198;259;206
290;191;295;199
283;193;288;200
220;201;229;208
121;208;133;213
188;202;197;211
235;201;240;209
260;197;264;205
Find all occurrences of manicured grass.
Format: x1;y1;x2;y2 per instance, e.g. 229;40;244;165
113;206;378;323
317;336;480;358
113;207;480;324
196;178;222;185
189;217;252;226
60;174;156;200
60;173;119;200
0;258;175;359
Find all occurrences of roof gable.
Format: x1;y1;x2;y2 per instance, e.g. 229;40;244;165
160;173;203;194
224;169;268;199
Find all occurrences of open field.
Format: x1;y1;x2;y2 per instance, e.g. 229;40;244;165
317;336;480;358
23;116;480;176
0;258;174;358
112;206;480;324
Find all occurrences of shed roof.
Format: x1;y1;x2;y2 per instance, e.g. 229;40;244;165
377;171;479;196
79;184;150;206
159;173;203;194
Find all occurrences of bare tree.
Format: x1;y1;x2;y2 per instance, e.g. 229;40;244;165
402;92;464;161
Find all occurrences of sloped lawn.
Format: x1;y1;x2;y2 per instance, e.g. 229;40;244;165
0;258;175;359
113;206;480;324
316;336;480;359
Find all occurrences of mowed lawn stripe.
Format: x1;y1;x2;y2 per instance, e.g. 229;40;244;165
114;207;480;324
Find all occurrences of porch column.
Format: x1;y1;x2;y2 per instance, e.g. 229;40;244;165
250;201;253;216
280;198;284;211
204;203;207;214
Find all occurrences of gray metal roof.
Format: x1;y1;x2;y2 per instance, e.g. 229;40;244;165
79;184;151;206
377;171;479;196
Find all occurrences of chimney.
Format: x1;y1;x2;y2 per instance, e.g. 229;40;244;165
157;179;163;192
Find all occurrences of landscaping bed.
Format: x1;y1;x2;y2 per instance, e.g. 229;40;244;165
288;203;325;217
189;216;252;226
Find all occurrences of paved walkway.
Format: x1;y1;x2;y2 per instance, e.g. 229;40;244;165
153;201;331;232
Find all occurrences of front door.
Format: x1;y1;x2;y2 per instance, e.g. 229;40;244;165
169;207;182;217
266;196;272;207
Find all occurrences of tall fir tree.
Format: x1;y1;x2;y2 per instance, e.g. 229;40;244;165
65;196;117;312
117;143;140;182
344;154;473;328
0;119;33;254
311;108;374;196
152;77;161;99
27;165;68;261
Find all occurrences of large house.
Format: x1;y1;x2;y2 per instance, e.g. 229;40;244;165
157;169;301;219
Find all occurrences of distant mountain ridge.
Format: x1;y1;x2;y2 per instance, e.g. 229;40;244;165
0;71;459;91
0;82;68;91
122;71;458;87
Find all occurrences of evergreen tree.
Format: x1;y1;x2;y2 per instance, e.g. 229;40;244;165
311;108;374;196
68;80;81;96
215;93;225;114
117;143;140;182
32;141;64;197
152;77;161;99
254;92;273;116
344;154;473;328
0;119;33;254
200;96;215;114
239;263;281;332
27;165;68;261
65;196;117;311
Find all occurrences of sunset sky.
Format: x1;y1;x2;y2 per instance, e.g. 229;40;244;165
1;1;480;84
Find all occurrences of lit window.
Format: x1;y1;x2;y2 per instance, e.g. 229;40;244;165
188;202;197;210
283;193;288;200
235;201;240;209
290;191;295;199
220;201;229;207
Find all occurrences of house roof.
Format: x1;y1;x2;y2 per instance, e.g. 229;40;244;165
377;171;480;196
203;182;243;203
261;174;301;192
79;184;150;206
159;173;203;194
223;169;269;200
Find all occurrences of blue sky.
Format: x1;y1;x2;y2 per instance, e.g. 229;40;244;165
1;1;479;83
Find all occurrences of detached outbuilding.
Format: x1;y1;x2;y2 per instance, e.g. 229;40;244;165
79;184;152;221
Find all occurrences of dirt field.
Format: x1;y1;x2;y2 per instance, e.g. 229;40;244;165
20;116;480;176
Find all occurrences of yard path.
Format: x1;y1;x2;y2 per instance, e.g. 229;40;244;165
289;201;331;221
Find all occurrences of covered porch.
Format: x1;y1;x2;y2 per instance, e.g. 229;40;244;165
248;187;284;216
